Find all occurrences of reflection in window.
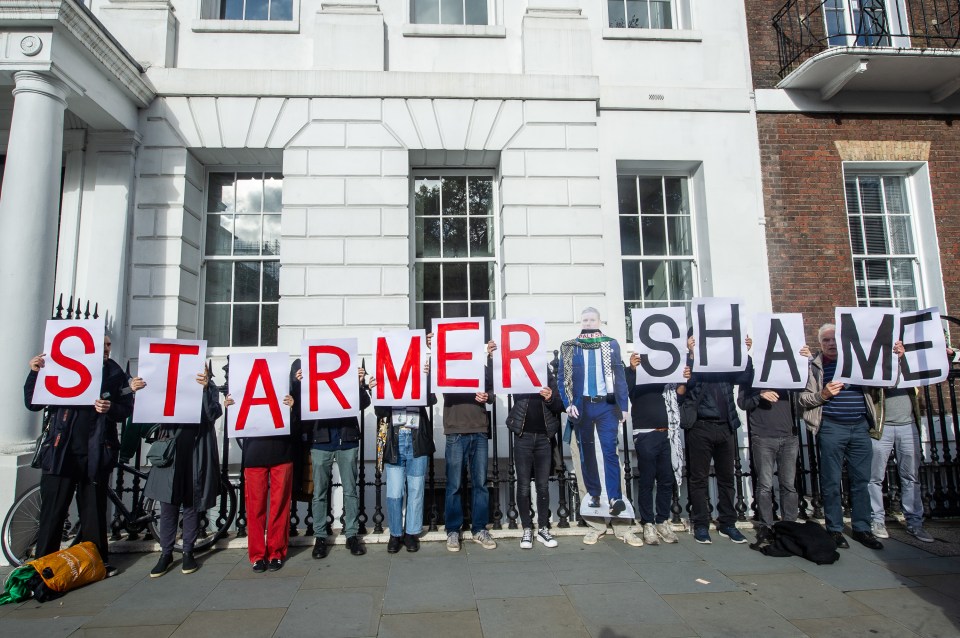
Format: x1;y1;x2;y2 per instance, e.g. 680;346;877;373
608;0;673;29
219;0;293;20
618;174;696;337
413;174;496;335
203;171;281;347
411;0;488;25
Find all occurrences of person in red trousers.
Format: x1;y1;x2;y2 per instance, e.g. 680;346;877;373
226;393;296;572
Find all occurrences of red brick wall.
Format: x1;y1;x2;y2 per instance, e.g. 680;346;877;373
758;113;960;343
745;0;788;89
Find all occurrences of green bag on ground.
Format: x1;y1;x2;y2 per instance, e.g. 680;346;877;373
0;565;39;605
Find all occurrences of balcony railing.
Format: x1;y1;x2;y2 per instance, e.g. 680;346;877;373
774;0;960;78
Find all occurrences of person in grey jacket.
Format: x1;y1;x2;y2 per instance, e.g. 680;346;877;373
138;370;223;577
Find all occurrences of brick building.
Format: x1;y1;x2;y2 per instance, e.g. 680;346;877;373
745;0;960;340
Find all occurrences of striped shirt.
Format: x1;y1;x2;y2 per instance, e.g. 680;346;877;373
821;358;867;423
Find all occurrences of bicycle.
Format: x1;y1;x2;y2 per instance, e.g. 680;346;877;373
1;462;238;567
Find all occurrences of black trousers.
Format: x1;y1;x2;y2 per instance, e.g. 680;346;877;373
634;430;674;525
687;421;737;528
514;432;552;529
36;457;110;560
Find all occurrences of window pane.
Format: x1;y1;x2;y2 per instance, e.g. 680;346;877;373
608;0;626;27
441;217;468;258
235;261;261;302
464;0;488;25
418;303;442;330
858;176;883;215
651;0;672;28
469;262;494;301
262;261;280;301
442;176;467;215
221;0;243;20
668;261;695;300
440;0;464;25
263;214;280;255
666;215;692;256
205;214;234;256
891;258;918;303
412;0;439;23
888;216;914;254
640;216;666;255
418;263;441;301
469;177;493;216
261;305;279;346
263;174;282;211
622;261;641;301
638;178;664;214
619;216;641;255
443;262;468;300
204;304;230;347
245;0;268;19
844;178;860;215
854;260;867;301
664;177;687;214
236;173;263;213
232;305;259;347
883;176;907;214
641;261;669;301
234;215;263;255
865;259;890;299
444;302;469;318
863;216;886;254
617;176;638;215
416;217;441;258
415;177;441;216
205;261;232;303
848;215;865;254
627;0;648;28
469;217;493;257
269;0;292;20
208;173;235;212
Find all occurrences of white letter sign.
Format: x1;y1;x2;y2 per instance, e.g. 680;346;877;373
33;319;105;406
834;307;899;387
493;318;547;394
431;317;485;393
372;330;428;407
630;307;687;384
301;338;359;419
692;297;748;373
898;308;949;388
227;352;290;438
751;313;808;389
133;338;207;423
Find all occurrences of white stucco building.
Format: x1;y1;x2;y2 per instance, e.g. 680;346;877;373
0;0;771;529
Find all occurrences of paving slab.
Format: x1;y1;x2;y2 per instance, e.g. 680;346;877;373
882;557;960;577
633;560;741;595
0;615;94;638
906;574;960;601
108;561;236;610
663;591;806;638
849;587;960;637
733;572;876;619
845;536;938;562
81;607;196;628
469;559;561;599
606;537;702;565
69;624;179;638
797;550;920;591
583;622;697;638
171;608;285;638
562;581;685;628
301;554;391;589
377;610;482;638
688;540;806;576
789;614;920;637
382;556;476;614
222;560;312;579
546;549;644;585
478;596;590;638
195;575;304;611
275;587;383;638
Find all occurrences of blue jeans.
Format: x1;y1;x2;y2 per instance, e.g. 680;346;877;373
869;425;924;527
818;418;873;533
311;446;359;538
444;433;489;534
576;401;623;501
386;429;428;536
634;430;673;525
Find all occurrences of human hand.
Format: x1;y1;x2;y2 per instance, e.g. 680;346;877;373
821;381;844;400
29;354;45;372
225;394;235;407
893;340;905;358
426;332;434;349
745;336;753;350
760;390;780;403
539;387;553;401
799;345;812;358
682;366;691;380
368;377;378;390
196;370;209;387
130;377;147;392
486;340;497;357
94;399;111;414
475;392;489;403
621;411;629;423
282;394;294;407
357;367;366;381
629;352;641;370
566;405;580;420
295;369;303;381
422;359;431;374
687;336;696;356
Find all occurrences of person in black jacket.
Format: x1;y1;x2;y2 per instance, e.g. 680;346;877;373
504;365;564;549
370;358;436;554
24;334;133;573
290;359;370;558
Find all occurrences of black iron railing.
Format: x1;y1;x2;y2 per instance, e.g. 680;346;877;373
774;0;960;78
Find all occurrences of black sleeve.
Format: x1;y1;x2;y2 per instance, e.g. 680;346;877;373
289;358;302;407
201;382;224;423
624;363;637;388
359;382;371;410
23;370;44;412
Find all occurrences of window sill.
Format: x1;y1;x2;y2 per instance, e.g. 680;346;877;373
602;27;701;42
192;19;300;34
402;23;506;38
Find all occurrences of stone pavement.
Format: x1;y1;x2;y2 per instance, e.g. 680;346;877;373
1;528;960;638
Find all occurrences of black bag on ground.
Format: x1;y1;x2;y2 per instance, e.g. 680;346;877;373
755;521;839;565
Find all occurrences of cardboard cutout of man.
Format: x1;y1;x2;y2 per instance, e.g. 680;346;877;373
558;307;630;516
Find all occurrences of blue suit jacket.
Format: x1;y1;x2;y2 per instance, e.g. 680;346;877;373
558;339;629;414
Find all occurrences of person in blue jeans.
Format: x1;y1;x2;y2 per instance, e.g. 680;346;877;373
444;342;496;551
370;358;436;553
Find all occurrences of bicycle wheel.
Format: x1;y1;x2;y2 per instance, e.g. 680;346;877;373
2;484;42;566
146;479;238;553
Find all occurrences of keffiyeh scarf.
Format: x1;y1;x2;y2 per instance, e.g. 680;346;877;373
559;330;614;408
663;384;684;486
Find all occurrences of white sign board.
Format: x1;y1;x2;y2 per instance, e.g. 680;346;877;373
630;307;688;384
833;307;899;387
898;308;950;388
493;318;547;394
372;330;428;407
227;352;291;438
32;319;105;406
750;313;808;389
300;338;360;419
133;338;207;423
431;317;485;393
691;297;748;373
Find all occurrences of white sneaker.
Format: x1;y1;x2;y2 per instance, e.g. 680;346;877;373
582;529;604;545
656;522;679;544
446;531;461;552
618;530;644;547
871;521;890;539
642;523;660;546
520;529;534;549
473;529;497;550
537;528;558;548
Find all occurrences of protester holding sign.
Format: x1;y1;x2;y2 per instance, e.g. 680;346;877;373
139;368;223;577
678;333;750;545
798;324;883;550
24;329;132;575
370;351;436;554
291;360;370;558
626;353;686;546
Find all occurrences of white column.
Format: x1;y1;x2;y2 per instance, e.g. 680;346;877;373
0;71;70;451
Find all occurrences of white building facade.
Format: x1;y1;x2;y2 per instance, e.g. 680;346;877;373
0;0;771;529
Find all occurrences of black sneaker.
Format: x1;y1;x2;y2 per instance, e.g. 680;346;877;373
312;537;328;560
831;532;850;549
587;495;600;508
181;552;199;574
346;535;366;556
150;554;173;578
403;533;420;553
609;499;626;516
387;535;403;554
267;558;283;572
851;530;883;550
252;559;267;573
104;563;119;578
